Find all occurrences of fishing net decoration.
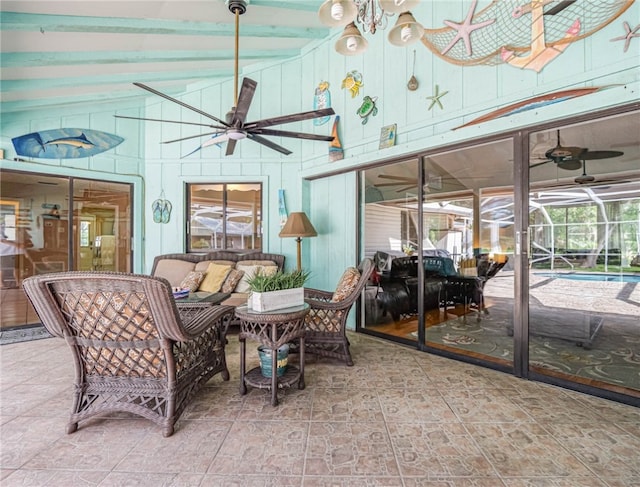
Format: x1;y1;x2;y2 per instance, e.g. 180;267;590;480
420;0;633;67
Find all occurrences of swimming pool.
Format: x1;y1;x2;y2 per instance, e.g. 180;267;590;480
535;272;640;283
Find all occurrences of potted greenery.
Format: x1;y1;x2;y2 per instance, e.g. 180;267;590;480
246;269;310;312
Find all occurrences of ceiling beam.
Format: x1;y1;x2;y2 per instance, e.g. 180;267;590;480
1;49;300;68
0;12;329;39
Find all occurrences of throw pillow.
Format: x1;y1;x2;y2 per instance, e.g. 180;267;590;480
331;267;361;302
221;268;245;293
234;264;278;293
198;263;233;293
179;271;205;292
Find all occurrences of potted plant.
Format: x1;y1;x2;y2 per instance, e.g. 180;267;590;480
246;269;310;312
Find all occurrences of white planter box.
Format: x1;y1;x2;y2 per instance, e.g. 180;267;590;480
249;287;304;312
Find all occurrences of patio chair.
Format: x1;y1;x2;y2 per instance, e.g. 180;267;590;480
22;271;234;437
301;258;374;366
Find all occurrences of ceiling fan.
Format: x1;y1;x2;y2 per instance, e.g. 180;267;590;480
530;129;624;170
374;173;492;193
115;0;335;157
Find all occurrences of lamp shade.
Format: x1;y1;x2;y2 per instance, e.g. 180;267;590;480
318;0;358;27
379;0;420;14
279;212;317;238
388;11;424;46
335;22;368;56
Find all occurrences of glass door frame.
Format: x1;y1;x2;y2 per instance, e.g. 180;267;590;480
356;101;640;406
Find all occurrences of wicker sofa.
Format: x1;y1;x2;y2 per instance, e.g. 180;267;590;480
150;250;285;307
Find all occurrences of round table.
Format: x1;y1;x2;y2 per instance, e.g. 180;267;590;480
235;303;310;406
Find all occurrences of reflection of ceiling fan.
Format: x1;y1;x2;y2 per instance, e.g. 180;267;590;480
115;0;334;156
374;173;491;192
530;129;624;170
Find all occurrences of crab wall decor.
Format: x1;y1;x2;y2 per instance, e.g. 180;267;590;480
342;70;363;98
357;96;378;124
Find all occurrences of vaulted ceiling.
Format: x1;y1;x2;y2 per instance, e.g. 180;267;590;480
0;0;328;115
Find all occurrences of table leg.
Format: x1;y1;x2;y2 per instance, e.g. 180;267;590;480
271;345;278;406
239;337;247;395
298;336;305;390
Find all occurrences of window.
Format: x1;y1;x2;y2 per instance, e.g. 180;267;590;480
187;183;262;252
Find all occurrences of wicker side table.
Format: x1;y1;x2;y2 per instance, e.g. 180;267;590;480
235;304;309;406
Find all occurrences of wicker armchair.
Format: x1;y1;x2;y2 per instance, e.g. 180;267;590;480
302;258;374;366
22;271;234;437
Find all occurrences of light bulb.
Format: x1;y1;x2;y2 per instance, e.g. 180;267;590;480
331;3;344;20
346;36;358;51
395;0;407;5
400;25;412;42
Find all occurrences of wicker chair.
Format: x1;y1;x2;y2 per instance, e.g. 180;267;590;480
22;271;235;437
302;258;374;366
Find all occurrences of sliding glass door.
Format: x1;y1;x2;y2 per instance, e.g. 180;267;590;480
0;170;132;332
527;111;640;397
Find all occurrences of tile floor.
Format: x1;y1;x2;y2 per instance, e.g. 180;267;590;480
1;331;639;486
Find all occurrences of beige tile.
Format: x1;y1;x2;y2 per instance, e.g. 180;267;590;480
304;477;404;486
0;469;108;486
387;422;495;478
502;478;608;486
440;389;534;423
465;423;592;477
404;479;507;486
543;422;640;479
305;422;400;477
311;388;384;422
0;416;64;469
201;475;302;486
208;420;308;476
378;388;459;423
99;472;203;486
114;420;232;474
23;418;154;470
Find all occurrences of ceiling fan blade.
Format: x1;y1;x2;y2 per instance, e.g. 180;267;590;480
374;182;414;188
251;128;335;141
530;159;552;169
114;114;226;130
225;138;238;156
245;108;336;129
395;185;418;193
545;0;576;15
133;82;229;127
581;150;624;160
557;159;583;170
247;133;292;155
230;78;257;126
161;131;222;144
378;175;415;181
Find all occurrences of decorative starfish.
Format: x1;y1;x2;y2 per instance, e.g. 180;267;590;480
426;85;448;110
441;0;496;56
610;21;640;53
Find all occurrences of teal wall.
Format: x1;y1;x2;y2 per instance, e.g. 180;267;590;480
1;1;639;292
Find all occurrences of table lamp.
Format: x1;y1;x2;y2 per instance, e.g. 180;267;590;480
279;212;317;271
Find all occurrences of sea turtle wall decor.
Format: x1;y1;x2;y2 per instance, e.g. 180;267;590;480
357;96;378;125
342;70;363;98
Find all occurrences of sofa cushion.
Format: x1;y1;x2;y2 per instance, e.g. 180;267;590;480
195;260;237;273
154;259;196;287
239;260;279;267
179;271;205;292
199;263;233;293
331;267;360;302
221;268;245;293
234;263;278;293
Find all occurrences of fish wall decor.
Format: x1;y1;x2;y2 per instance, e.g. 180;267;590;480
12;128;124;159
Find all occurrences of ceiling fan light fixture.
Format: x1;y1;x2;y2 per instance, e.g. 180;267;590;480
379;0;420;14
388;11;424;46
319;0;357;27
336;22;368;55
227;129;247;140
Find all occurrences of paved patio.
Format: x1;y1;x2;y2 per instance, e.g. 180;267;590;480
1;331;640;486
